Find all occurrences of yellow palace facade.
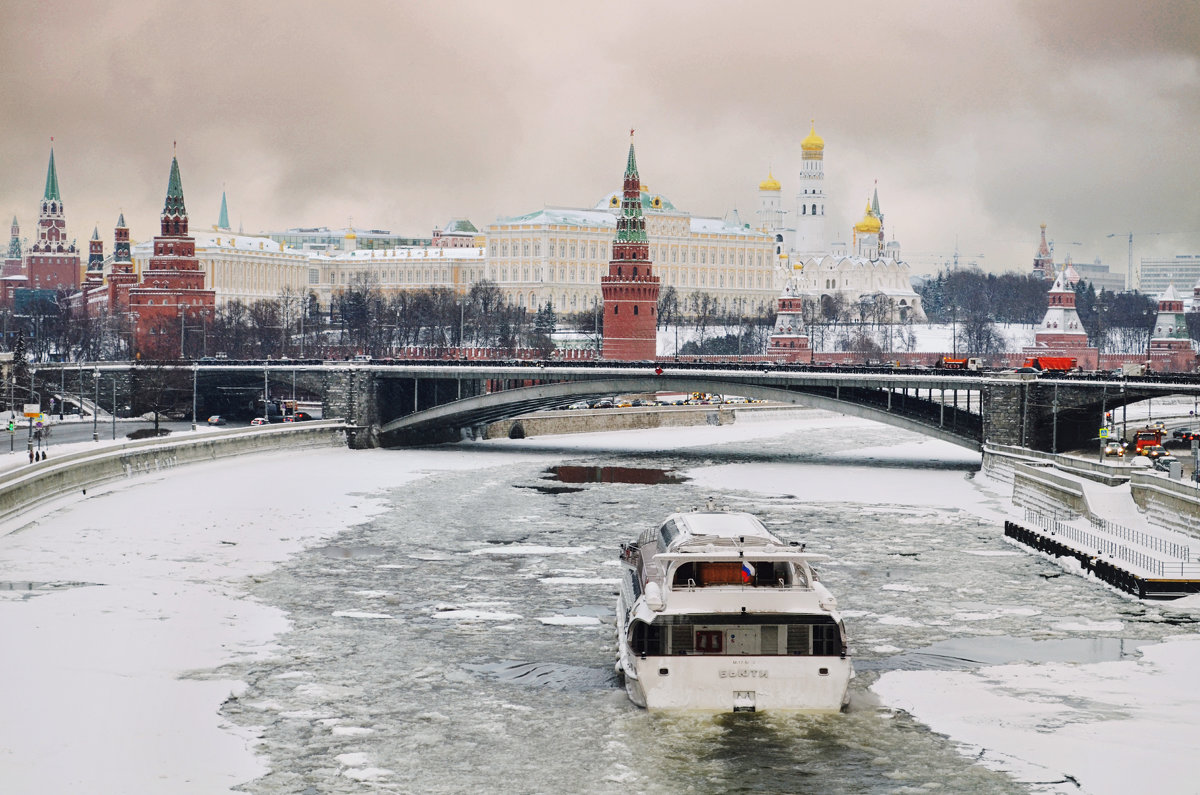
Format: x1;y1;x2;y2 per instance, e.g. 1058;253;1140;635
485;187;781;317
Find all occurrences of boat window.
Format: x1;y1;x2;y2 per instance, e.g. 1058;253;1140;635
630;620;664;656
786;624;811;655
812;623;841;656
670;624;693;654
643;616;843;657
657;520;680;550
671;560;794;588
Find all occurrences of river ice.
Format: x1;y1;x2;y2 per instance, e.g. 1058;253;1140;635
1;410;1198;794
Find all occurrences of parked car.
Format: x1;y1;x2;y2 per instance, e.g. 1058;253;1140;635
1103;441;1124;457
206;415;227;426
1152;455;1179;473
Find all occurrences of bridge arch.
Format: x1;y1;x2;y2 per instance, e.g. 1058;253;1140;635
378;376;982;450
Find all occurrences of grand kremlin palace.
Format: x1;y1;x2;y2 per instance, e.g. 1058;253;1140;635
128;190;781;317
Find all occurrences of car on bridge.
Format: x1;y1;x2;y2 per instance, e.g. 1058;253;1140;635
1143;444;1171;460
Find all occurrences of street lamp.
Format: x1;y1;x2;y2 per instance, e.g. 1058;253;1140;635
111;377;117;440
92;369;99;442
191;362;199;431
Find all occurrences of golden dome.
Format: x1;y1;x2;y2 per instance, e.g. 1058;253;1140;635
759;171;781;191
801;121;824;152
853;200;881;235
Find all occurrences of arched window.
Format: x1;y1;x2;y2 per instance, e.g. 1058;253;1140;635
614;305;619;315
634;305;639;315
802;205;807;215
811;204;817;215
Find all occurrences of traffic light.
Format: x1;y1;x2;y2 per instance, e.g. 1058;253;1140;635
6;421;13;432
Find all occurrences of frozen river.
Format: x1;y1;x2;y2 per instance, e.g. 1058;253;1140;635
2;410;1199;794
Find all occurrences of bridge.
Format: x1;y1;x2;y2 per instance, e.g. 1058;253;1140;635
25;360;1199;453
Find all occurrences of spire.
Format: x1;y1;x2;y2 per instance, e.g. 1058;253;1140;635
44;148;61;202
162;156;187;220
217;190;230;230
117;212;126;227
871;183;881;217
616;135;647;246
91;225;99;240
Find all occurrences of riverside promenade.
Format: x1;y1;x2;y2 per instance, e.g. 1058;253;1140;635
0;420;348;532
985;444;1200;599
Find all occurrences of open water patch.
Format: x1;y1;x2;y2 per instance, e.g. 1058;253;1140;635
543;465;689;485
316;545;387;559
464;660;617;691
0;580;101;593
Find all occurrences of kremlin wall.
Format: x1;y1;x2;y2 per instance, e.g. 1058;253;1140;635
3;130;1197;372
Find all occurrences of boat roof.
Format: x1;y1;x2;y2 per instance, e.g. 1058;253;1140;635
672;511;774;540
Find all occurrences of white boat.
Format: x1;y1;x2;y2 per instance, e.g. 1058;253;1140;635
616;506;852;713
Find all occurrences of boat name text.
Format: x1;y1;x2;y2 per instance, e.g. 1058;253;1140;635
719;669;768;679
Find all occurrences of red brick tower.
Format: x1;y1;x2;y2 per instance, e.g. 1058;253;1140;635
107;213;137;313
3;216;22;277
25;147;80;290
601;133;660;360
83;226;104;290
128;154;215;358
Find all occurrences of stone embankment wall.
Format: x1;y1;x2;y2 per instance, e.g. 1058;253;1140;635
484;404;813;440
1131;471;1200;539
0;421;347;531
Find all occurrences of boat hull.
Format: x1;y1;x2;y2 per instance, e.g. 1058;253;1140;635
623;654;852;712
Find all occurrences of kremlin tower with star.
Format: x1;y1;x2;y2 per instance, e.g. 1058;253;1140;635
600;132;660;360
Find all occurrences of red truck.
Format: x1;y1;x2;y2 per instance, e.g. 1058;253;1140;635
1132;427;1165;454
1023;356;1077;371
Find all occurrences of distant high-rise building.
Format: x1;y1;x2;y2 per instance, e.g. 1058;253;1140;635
1138;254;1200;297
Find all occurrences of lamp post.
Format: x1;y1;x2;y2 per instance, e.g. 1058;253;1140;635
191;362;199;431
111;377;117;440
92;369;99;442
28;367;36;456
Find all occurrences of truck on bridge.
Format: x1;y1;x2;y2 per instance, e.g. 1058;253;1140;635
1023;356;1078;372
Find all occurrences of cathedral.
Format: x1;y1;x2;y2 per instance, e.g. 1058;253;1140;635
758;123;925;324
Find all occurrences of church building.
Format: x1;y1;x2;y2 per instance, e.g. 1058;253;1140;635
759;123;925;325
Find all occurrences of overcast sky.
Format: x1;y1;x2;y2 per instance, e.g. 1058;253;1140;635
2;0;1197;278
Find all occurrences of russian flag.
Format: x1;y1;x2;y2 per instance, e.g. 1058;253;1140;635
741;561;756;583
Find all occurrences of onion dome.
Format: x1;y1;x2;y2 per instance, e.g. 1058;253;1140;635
853;200;881;235
801;121;824;152
759;171;781;191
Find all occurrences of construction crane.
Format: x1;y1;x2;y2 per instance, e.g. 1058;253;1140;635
903;249;985;271
1106;231;1164;291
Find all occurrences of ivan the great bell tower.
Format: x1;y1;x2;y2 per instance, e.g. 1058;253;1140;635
600;132;660;360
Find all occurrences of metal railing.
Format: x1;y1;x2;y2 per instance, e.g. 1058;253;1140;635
1024;509;1200;578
